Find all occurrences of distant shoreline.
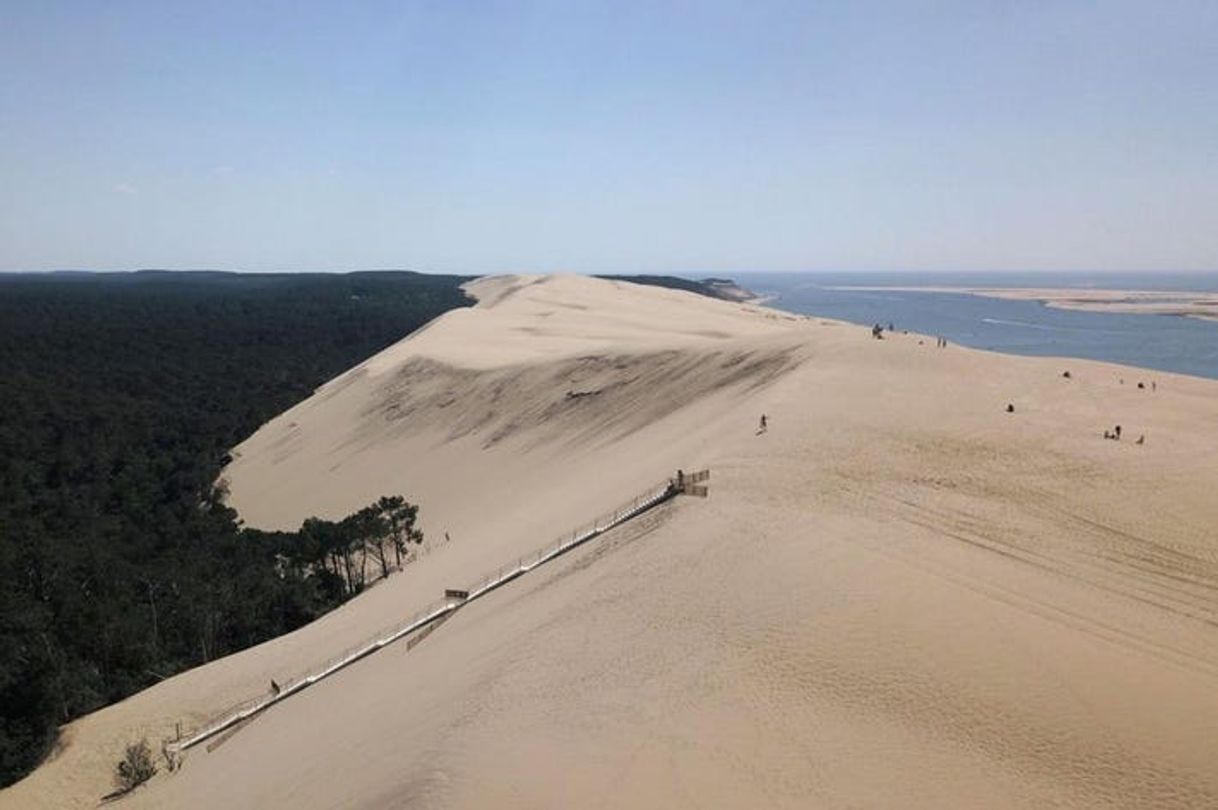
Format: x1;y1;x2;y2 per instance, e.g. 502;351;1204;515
826;285;1218;322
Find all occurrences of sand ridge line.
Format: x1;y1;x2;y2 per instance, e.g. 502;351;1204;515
10;274;1218;810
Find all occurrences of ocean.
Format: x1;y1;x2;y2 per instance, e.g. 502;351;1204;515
749;272;1218;381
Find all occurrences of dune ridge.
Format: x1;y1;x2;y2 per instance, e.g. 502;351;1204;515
4;274;1217;809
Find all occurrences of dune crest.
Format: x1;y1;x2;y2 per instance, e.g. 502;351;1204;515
221;273;805;531
5;274;1218;810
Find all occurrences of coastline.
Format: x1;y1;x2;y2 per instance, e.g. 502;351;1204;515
825;285;1218;322
7;275;1218;810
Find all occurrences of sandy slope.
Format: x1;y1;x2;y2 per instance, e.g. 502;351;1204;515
5;274;1218;809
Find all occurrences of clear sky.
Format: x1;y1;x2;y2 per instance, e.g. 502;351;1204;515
1;1;1215;273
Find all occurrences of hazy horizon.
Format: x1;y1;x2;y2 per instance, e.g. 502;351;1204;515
7;266;1218;280
3;2;1216;273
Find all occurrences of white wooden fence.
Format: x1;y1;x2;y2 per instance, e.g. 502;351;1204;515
165;475;687;760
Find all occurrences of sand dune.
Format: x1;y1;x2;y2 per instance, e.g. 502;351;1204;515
5;274;1218;809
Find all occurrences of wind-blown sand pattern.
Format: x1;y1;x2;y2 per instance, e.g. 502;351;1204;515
4;274;1217;809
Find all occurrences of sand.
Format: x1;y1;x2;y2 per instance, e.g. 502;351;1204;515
831;285;1218;320
4;274;1217;809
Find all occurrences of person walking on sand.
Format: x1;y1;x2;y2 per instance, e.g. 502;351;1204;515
759;414;768;433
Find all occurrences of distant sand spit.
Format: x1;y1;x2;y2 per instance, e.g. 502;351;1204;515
4;274;1217;809
831;285;1218;321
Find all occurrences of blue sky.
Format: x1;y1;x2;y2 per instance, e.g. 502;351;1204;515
1;1;1215;273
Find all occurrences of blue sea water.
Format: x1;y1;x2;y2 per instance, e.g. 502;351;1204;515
745;272;1218;381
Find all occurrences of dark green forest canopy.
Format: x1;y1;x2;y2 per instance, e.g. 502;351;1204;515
0;270;471;787
0;270;720;788
595;274;755;301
